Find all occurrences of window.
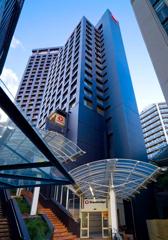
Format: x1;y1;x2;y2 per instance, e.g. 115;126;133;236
69;99;76;108
84;98;93;109
70;89;76;100
86;39;92;46
73;57;79;67
85;55;92;63
72;71;78;81
71;80;77;90
85;63;92;71
73;64;78;73
85;50;92;57
62;99;67;108
97;97;104;105
84;78;92;88
105;105;111;111
97;106;104;115
85;70;92;78
98;24;103;30
84;87;92;97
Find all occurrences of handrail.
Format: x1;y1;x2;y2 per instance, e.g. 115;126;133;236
11;198;31;240
3;190;30;240
41;214;54;240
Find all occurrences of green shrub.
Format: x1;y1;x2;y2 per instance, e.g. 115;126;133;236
25;216;50;240
16;197;30;214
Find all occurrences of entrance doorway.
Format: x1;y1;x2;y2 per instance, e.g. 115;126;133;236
89;212;102;238
80;211;109;238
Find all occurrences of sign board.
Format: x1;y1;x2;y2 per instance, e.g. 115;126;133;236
83;199;107;211
49;113;65;127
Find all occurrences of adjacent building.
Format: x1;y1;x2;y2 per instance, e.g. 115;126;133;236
140;102;168;160
16;47;61;126
0;0;24;74
131;0;168;103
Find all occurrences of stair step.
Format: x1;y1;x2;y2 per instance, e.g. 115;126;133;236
0;229;9;233
0;237;12;240
0;226;9;229
0;220;8;225
0;232;10;237
22;191;78;240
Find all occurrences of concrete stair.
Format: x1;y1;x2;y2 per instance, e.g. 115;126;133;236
0;203;12;240
22;190;78;240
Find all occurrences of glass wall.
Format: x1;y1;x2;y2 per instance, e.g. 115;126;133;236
51;185;80;221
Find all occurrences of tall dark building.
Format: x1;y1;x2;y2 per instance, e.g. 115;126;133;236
131;0;168;104
0;0;24;74
37;9;147;164
16;47;61;126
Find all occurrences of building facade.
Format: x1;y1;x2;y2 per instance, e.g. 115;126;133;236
37;9;147;164
0;0;24;74
16;47;61;126
17;10;149;239
140;102;168;160
131;0;168;103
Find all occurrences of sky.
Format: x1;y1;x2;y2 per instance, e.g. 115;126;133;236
1;0;165;113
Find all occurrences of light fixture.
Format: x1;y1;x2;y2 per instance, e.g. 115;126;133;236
89;185;94;197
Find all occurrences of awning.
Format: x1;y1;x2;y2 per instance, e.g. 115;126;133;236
70;159;161;199
40;129;85;163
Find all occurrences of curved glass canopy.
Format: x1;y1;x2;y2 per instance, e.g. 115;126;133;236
70;159;161;199
40;129;85;163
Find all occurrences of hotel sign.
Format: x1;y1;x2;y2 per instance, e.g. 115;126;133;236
83;199;107;211
49;112;65;127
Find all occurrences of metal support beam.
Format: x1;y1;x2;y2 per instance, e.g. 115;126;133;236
66;187;69;210
109;186;118;237
30;187;40;215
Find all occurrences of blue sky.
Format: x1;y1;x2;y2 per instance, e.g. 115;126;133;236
2;0;165;112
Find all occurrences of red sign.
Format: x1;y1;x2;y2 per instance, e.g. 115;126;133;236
49;113;65;127
112;15;119;24
55;114;65;126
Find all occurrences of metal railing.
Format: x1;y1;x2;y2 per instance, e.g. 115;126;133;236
2;190;30;240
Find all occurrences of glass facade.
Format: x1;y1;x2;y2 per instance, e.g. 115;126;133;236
50;185;80;221
0;80;77;188
149;0;168;34
0;0;24;74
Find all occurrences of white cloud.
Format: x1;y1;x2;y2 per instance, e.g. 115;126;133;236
11;37;24;50
0;67;19;97
0;109;8;123
0;68;20;122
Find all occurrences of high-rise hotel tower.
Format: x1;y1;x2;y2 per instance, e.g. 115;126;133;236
36;10;147;164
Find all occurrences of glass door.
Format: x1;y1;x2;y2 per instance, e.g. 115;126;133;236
102;212;109;238
81;212;89;238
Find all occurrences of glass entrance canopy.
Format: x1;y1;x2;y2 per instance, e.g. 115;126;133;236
70;159;161;199
0;82;84;189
